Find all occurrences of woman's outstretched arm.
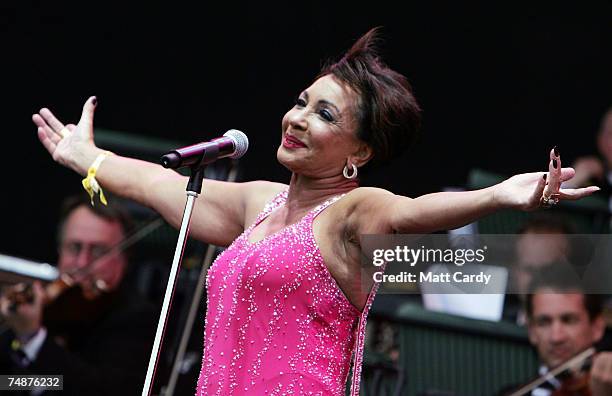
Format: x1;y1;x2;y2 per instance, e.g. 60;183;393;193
357;148;600;235
34;96;277;246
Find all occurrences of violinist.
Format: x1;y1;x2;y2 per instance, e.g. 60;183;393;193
0;194;158;396
499;263;612;396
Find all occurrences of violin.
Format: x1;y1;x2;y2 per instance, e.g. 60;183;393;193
553;371;591;396
2;270;109;313
509;347;595;396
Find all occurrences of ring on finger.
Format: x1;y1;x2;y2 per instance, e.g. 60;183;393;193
540;193;560;208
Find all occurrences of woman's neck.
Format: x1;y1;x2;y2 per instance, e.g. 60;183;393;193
284;172;358;213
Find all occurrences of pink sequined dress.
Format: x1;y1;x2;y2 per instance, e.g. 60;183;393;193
197;190;378;396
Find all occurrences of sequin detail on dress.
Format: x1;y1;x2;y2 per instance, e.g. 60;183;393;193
196;190;377;395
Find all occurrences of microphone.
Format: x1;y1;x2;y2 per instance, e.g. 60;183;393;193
160;129;249;169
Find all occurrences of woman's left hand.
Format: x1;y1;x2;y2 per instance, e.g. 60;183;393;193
493;147;600;211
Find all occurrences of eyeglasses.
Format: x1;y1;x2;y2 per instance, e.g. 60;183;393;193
60;241;114;262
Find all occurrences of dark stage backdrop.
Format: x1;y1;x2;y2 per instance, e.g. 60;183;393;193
1;1;611;263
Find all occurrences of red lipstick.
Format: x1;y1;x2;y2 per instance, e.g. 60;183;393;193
283;135;307;149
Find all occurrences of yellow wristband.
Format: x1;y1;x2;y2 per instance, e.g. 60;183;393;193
82;151;113;206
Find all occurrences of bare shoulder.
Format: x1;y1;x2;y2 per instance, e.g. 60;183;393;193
345;186;395;200
241;180;288;226
343;186;404;210
332;187;408;233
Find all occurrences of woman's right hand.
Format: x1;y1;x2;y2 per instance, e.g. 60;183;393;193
33;96;100;175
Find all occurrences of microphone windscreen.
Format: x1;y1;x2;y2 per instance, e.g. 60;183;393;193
224;129;249;159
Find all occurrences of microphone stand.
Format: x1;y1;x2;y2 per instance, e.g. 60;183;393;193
141;165;207;396
159;160;240;396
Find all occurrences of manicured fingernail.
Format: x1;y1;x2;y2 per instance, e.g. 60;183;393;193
92;96;97;106
553;146;559;157
553;159;558;169
543;174;547;180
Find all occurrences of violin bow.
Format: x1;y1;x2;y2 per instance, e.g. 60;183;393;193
509;347;596;396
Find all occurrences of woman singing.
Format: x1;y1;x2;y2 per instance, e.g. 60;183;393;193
32;28;598;395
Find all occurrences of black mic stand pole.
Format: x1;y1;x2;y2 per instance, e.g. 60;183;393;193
141;164;207;396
